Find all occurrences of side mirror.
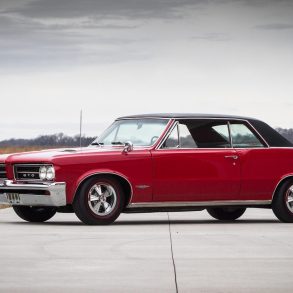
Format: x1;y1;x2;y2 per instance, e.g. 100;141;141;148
123;141;133;153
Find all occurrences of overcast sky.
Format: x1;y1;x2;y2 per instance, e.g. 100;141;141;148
0;0;292;140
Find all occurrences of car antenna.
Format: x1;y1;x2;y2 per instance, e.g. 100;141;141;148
79;109;83;148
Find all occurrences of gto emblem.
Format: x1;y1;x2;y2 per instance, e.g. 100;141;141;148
23;174;35;178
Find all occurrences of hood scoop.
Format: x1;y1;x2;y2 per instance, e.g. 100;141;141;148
61;149;78;152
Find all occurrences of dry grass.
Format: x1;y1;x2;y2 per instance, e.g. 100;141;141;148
0;146;56;154
0;204;10;209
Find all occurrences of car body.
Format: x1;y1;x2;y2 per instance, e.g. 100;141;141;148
1;113;293;224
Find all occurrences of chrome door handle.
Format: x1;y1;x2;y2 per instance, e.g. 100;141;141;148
225;155;238;160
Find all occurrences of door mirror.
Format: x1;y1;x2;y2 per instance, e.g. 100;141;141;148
123;141;133;153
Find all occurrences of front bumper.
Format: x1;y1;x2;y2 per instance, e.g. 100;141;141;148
0;180;66;207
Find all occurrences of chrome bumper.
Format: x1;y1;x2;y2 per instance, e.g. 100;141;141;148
0;180;66;207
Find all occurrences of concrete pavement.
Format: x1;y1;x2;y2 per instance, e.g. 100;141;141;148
0;208;293;292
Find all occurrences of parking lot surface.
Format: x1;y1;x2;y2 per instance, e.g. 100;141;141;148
0;208;293;292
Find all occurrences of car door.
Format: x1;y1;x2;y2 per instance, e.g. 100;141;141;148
151;119;241;202
228;121;273;200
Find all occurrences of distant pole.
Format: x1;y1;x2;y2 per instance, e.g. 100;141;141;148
79;109;83;148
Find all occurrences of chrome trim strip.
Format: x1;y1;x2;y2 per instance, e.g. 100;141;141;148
0;180;66;206
73;171;134;204
127;200;271;209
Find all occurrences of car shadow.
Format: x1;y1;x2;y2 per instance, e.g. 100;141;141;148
2;218;281;226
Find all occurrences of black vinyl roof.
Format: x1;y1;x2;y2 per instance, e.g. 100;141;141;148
118;113;254;120
117;113;292;147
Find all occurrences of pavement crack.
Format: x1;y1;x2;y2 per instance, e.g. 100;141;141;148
167;212;179;293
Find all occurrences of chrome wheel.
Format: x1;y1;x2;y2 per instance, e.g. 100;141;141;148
88;183;117;216
285;185;293;213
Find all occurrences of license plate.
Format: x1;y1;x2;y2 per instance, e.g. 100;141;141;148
5;193;21;204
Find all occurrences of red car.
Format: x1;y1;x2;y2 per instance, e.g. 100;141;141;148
1;114;293;225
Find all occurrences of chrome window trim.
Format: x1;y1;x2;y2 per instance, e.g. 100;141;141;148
157;121;180;150
117;117;171;121
156;119;176;150
127;200;271;209
230;120;269;148
93;118;171;149
156;117;270;151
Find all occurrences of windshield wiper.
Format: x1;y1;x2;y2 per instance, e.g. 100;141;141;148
111;141;124;145
91;142;104;146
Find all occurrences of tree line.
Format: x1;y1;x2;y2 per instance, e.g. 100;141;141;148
275;128;293;143
0;128;292;148
0;133;96;148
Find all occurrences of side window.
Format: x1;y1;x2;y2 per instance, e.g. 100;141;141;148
162;125;179;148
190;121;230;148
161;120;231;149
230;123;264;148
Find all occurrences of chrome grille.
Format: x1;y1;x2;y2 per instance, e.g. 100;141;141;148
14;164;42;181
0;164;7;179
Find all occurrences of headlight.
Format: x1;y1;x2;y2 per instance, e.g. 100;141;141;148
46;166;55;180
39;165;55;180
39;166;47;180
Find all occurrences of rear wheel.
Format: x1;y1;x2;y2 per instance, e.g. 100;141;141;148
207;207;246;221
73;176;125;225
13;206;56;222
272;180;293;223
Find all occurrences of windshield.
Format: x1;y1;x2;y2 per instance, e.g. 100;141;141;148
91;119;169;147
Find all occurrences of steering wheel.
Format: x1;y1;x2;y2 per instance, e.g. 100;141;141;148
150;136;159;145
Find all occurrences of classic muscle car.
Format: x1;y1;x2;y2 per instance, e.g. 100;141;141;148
1;114;293;225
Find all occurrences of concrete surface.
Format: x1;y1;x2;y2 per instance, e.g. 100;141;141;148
0;208;293;293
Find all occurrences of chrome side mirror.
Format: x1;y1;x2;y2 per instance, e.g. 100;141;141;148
123;141;133;153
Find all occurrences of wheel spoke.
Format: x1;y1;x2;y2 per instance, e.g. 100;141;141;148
90;194;99;202
287;197;293;203
103;202;111;213
93;201;102;212
94;185;102;196
104;190;112;198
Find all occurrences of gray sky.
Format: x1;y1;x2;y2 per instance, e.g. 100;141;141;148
0;0;293;140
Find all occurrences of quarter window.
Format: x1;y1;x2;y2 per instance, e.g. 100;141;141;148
230;123;264;148
162;125;179;148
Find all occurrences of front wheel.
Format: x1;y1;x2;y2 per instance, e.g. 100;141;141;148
13;206;57;222
73;176;125;225
207;207;246;221
272;180;293;223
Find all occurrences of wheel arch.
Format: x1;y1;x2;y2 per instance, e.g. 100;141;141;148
272;174;293;202
73;171;133;208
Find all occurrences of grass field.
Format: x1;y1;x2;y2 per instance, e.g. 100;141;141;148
0;146;57;154
0;204;10;209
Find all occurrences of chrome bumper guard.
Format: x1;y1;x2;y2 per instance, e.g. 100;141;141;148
0;180;66;207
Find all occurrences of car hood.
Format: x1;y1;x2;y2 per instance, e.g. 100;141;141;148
3;147;127;164
0;154;9;163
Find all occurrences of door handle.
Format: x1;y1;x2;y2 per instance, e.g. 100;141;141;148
225;155;238;160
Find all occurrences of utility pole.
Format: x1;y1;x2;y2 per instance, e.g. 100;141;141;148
79;109;83;148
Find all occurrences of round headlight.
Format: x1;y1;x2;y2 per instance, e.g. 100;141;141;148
39;166;47;180
46;166;55;180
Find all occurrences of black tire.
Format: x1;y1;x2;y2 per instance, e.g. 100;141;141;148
13;206;57;222
207;207;246;221
272;179;293;223
73;176;125;225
